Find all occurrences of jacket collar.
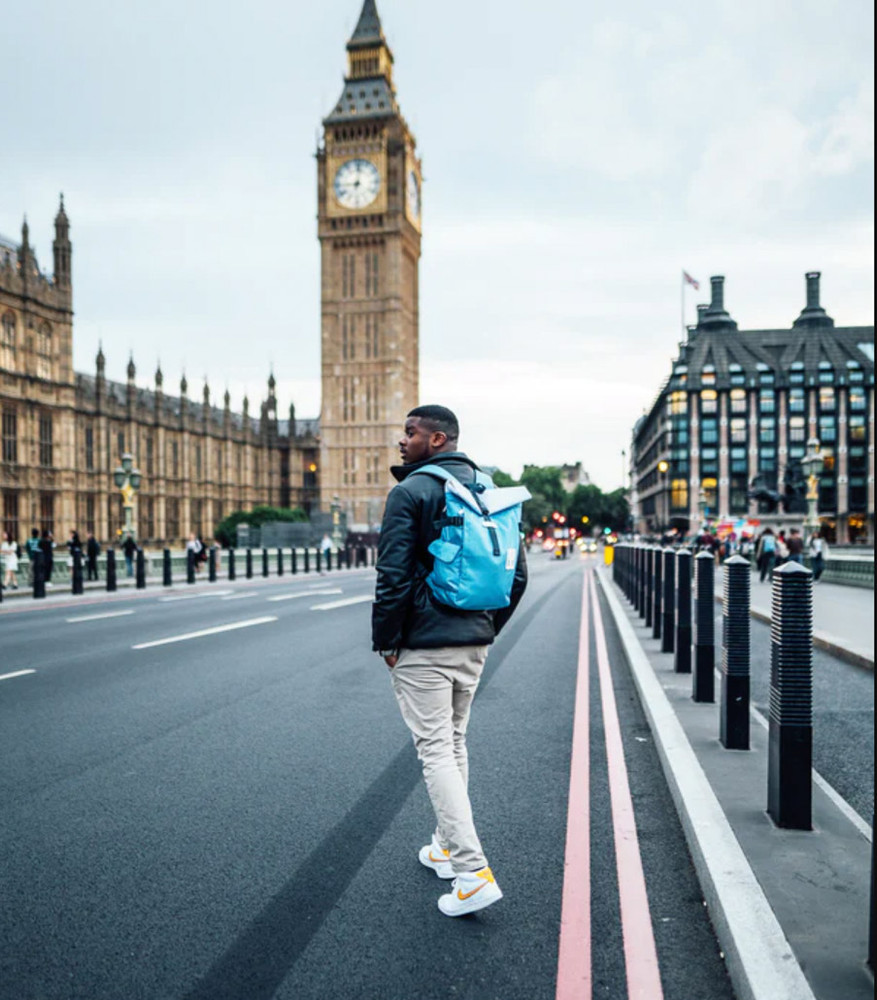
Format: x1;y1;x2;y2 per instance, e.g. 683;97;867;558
390;451;477;483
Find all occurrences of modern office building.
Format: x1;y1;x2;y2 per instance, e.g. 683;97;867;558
630;273;874;543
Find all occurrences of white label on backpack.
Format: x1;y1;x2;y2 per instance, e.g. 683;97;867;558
506;548;517;570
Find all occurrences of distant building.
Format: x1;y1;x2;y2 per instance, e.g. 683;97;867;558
629;273;874;543
0;206;319;546
521;462;592;492
560;463;591;491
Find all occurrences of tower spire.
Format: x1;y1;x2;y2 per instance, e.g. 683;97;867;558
345;0;393;86
53;193;72;289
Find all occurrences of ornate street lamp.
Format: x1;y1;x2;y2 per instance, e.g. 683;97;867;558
330;494;342;551
800;437;824;538
113;452;142;540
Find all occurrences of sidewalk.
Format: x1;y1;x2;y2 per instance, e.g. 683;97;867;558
716;566;874;670
600;566;874;1000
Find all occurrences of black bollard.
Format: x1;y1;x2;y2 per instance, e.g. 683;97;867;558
720;554;750;749
304;547;310;574
291;548;297;575
661;548;676;653
72;549;84;595
674;549;692;674
326;548;332;571
187;549;196;584
767;561;813;830
316;547;322;573
277;548;283;576
652;547;663;640
644;547;654;629
692;551;715;702
208;547;217;583
370;546;376;567
163;548;172;587
869;812;875;970
32;550;46;599
262;548;269;578
638;546;647;618
228;549;236;581
106;549;117;592
136;548;146;589
246;548;253;579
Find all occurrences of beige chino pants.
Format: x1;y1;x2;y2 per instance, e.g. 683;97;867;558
391;645;489;874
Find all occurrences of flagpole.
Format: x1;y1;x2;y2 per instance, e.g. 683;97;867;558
681;270;686;341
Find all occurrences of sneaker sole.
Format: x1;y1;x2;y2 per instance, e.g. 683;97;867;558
438;886;503;917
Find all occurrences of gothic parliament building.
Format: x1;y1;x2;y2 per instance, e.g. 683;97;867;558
0;1;421;545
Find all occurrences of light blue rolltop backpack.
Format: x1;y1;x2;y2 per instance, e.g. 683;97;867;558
412;465;531;611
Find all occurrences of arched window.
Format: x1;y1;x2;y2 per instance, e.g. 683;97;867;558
36;322;52;379
0;311;15;370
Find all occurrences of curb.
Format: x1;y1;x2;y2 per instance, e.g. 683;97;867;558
597;568;817;1000
712;594;875;671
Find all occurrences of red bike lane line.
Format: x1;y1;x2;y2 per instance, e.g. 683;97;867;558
591;572;664;1000
555;568;592;1000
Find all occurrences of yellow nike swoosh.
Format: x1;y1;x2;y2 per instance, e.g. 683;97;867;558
457;882;486;901
428;852;450;863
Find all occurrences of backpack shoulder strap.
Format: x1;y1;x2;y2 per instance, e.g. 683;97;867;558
409;463;457;486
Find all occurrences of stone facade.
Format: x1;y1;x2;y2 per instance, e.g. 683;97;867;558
316;0;422;531
0;205;319;546
630;273;875;543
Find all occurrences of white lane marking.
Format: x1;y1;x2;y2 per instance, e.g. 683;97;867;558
66;610;136;623
132;616;277;649
158;590;234;603
310;595;373;611
221;591;259;601
0;669;36;682
268;588;342;603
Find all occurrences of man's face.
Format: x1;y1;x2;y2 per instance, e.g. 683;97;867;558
399;417;446;465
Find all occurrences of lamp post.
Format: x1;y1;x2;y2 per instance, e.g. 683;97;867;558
698;486;707;530
800;437;824;538
113;452;142;541
330;494;342;551
657;459;669;534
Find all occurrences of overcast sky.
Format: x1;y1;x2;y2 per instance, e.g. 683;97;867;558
3;0;873;489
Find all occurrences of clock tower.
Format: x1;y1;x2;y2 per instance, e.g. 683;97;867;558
317;0;422;529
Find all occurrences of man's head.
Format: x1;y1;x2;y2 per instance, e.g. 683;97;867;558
399;405;459;465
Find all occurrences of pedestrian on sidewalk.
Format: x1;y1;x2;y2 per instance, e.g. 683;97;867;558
86;532;101;581
67;530;83;576
787;527;805;565
775;530;789;568
756;528;777;582
40;529;55;587
1;530;20;590
809;532;829;581
122;533;137;577
372;405;528;917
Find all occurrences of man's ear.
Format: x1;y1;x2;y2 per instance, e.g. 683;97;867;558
431;430;448;448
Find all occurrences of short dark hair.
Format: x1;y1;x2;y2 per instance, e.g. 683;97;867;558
407;404;459;442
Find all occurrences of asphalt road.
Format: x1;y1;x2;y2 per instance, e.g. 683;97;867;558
2;554;741;1000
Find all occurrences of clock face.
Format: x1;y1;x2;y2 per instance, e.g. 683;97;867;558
333;159;381;210
407;170;421;218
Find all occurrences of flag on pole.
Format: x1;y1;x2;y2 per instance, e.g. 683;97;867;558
683;270;700;290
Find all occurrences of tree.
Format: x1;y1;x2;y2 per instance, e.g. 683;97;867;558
214;505;308;547
519;466;566;511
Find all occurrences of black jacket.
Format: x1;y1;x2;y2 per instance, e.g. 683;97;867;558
371;452;528;651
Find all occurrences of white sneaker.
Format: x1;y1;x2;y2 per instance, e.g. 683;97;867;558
418;836;454;879
438;867;503;916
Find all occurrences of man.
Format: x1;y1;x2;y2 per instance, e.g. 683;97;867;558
787;527;805;564
86;532;101;581
372;405;528;917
